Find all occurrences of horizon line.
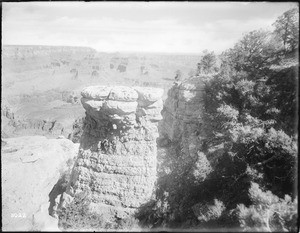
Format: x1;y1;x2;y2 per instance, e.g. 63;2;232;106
2;44;211;55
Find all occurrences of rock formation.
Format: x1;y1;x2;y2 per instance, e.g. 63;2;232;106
161;76;207;160
152;76;212;221
64;85;163;224
1;136;79;231
117;63;127;72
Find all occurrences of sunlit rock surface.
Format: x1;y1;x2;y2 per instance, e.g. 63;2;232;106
1;136;79;231
65;86;163;222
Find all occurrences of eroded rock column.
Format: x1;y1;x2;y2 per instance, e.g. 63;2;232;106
67;86;163;221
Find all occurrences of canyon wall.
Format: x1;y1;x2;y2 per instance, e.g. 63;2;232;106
2;45;96;60
64;85;163;222
2;45;97;74
1;101;85;140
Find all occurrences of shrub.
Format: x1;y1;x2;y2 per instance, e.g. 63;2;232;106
136;192;171;228
273;8;299;53
192;199;226;222
197;50;219;75
58;190;139;230
68;117;85;143
57;191;106;230
192;152;212;184
234;182;298;232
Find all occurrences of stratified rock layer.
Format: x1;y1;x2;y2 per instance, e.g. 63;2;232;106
66;85;163;221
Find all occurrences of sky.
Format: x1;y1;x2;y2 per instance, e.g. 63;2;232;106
2;1;298;54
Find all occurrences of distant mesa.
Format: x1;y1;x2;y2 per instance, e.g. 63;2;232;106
70;68;78;80
74;61;82;67
51;61;61;67
2;45;97;60
117;63;127;72
150;63;159;69
140;65;149;75
92;65;100;71
109;57;129;72
60;59;70;66
91;70;99;78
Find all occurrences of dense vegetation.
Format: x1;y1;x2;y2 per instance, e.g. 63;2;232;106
137;8;298;232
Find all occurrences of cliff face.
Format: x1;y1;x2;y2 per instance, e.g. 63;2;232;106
152;76;212;222
161;76;207;162
65;86;163;222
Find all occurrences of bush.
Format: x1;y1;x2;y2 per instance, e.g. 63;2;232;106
57;190;139;230
57;191;106;230
234;182;298;232
68;117;85;143
192;152;212;184
136;192;171;228
193;199;225;222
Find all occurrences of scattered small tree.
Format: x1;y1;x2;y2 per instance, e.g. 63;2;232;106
273;8;299;53
220;30;280;77
234;182;298;232
197;50;218;75
57;191;106;230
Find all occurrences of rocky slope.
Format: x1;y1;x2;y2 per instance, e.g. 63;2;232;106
1;136;79;231
62;85;163;226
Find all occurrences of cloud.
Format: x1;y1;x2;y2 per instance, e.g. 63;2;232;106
2;2;295;53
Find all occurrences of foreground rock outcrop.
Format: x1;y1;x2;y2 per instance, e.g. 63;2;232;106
1;136;79;231
64;86;163;224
